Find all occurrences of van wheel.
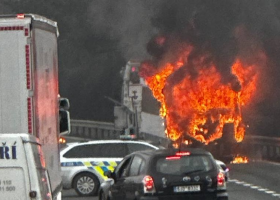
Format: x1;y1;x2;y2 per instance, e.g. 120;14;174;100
73;173;99;196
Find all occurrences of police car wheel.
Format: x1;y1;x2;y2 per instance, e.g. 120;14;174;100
73;173;99;196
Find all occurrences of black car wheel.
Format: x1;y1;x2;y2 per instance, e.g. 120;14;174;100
73;173;99;196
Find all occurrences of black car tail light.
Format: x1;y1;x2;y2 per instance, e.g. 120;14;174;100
165;155;181;160
175;151;190;156
165;151;191;160
217;172;226;190
143;175;156;193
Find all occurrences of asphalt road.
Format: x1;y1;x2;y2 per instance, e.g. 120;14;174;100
227;161;280;200
62;160;280;200
62;189;98;200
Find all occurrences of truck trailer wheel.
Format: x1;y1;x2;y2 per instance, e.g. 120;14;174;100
73;173;99;196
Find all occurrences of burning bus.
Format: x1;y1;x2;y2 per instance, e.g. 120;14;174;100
137;29;267;162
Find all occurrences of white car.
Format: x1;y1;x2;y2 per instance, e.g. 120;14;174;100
216;159;230;181
60;140;159;196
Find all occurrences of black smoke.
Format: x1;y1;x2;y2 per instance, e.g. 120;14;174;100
143;0;280;137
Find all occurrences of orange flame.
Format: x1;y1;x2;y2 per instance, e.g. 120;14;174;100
231;155;249;164
141;48;263;144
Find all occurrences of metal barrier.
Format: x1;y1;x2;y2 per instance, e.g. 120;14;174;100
243;135;280;162
70;119;280;162
70;119;122;140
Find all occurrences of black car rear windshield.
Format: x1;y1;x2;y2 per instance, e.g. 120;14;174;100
155;154;215;175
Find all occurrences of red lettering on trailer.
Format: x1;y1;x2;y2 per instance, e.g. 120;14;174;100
24;28;29;36
27;98;33;134
0;26;24;31
25;45;31;89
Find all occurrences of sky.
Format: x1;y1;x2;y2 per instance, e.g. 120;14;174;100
2;0;280;136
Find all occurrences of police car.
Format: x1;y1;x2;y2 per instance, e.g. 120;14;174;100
60;140;159;196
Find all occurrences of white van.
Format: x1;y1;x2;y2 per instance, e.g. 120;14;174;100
0;133;53;200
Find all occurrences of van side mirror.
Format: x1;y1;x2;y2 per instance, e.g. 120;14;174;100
59;97;71;135
59;98;70;110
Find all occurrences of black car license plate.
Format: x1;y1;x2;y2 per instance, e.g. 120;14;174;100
173;185;201;193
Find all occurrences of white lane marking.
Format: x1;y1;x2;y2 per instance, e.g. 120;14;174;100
235;181;246;185
229;179;280;198
265;191;276;194
250;185;260;189
258;188;268;191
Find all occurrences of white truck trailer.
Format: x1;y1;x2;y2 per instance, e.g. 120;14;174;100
0;14;66;199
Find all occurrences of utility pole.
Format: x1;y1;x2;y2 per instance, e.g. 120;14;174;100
130;91;139;139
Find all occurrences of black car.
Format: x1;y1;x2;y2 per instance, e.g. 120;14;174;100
98;148;228;200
